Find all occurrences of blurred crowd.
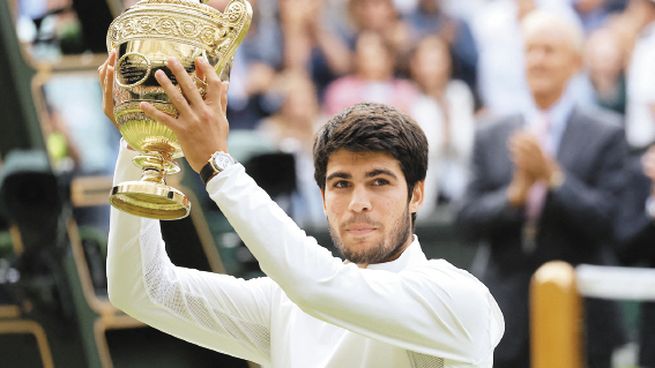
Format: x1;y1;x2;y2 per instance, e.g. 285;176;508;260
10;0;655;366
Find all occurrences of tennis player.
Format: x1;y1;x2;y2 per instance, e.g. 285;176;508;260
100;53;504;367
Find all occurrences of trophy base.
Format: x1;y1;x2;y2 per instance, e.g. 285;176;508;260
109;181;190;220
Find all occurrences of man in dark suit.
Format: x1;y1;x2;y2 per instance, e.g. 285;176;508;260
615;144;655;367
456;10;627;368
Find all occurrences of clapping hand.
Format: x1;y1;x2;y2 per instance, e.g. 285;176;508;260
508;131;560;183
506;131;562;206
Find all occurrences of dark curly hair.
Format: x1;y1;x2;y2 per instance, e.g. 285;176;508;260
313;103;428;220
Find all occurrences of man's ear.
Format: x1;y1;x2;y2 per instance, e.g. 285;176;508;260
410;181;424;214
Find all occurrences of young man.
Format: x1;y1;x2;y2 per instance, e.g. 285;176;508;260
99;52;503;367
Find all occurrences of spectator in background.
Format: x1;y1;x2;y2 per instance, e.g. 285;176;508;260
346;0;411;58
625;0;655;149
602;0;644;57
473;0;537;117
256;70;327;228
278;0;352;95
436;0;487;21
472;0;588;118
457;11;626;367
615;144;655;368
322;31;419;116
408;35;475;216
404;0;479;102
44;74;119;176
42;103;80;173
212;0;283;130
584;27;626;114
573;0;614;33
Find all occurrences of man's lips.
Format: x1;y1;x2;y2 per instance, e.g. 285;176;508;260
345;224;378;236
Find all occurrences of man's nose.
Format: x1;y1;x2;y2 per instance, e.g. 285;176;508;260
527;48;546;65
348;186;372;213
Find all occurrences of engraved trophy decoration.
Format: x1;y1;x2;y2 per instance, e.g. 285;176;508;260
106;0;252;220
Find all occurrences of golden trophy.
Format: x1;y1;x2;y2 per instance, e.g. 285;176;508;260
106;0;252;220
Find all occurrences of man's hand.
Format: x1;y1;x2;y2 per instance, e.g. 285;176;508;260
140;57;230;173
507;169;535;207
642;145;655;196
98;51;117;128
508;131;561;183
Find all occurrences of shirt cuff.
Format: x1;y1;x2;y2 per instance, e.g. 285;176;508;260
205;162;244;191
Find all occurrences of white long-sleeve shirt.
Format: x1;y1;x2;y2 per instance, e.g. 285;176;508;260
107;143;504;368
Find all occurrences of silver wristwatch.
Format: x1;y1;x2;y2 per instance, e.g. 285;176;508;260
200;151;236;184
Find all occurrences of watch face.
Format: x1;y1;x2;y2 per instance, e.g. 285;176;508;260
212;152;235;171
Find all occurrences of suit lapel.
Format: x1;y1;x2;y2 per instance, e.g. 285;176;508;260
556;107;583;169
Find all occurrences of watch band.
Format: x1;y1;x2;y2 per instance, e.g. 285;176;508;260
200;160;217;185
200;151;235;185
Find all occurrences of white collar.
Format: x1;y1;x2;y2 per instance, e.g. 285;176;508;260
641;22;655;38
366;236;427;272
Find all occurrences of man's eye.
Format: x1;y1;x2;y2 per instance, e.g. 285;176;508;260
372;178;389;186
334;181;350;189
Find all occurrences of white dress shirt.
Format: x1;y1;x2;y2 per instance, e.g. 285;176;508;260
107;143;504;368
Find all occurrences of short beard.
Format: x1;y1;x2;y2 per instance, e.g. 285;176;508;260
328;206;412;265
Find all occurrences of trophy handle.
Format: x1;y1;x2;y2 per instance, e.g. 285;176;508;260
213;0;252;78
216;61;232;82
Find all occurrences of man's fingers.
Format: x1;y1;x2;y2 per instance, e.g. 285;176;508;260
140;102;179;131
220;81;229;115
98;63;107;84
108;50;117;66
100;52;118;125
201;57;224;105
103;65;116;121
98;51;115;87
195;57;206;84
512;135;544;159
104;59;114;95
166;57;204;107
99;51;117;76
154;69;194;117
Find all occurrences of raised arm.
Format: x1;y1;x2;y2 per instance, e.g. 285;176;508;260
106;142;274;365
99;51;274;364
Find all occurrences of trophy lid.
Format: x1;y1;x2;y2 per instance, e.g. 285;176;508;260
106;0;252;69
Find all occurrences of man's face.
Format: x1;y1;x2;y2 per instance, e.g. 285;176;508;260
351;0;396;31
410;39;450;91
355;33;394;80
524;24;580;103
321;149;423;266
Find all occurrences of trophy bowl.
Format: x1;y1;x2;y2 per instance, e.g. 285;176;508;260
106;0;252;220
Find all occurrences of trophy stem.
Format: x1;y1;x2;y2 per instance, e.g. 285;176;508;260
109;151;190;220
136;151;169;184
